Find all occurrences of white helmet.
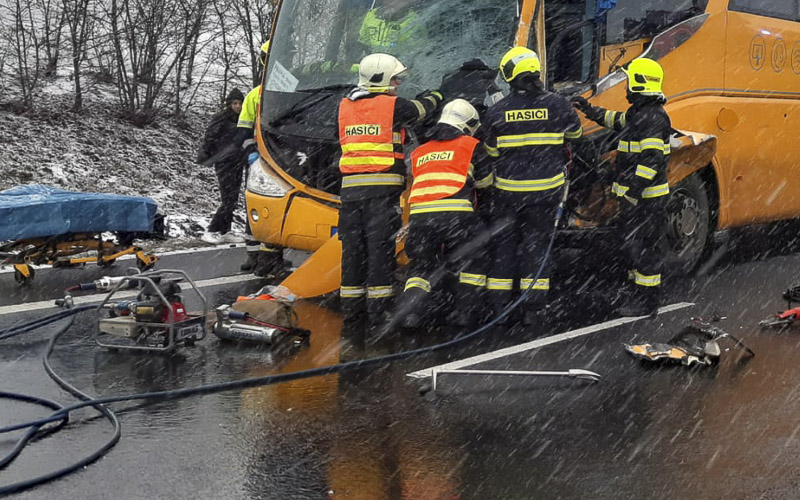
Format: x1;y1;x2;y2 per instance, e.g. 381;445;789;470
358;53;408;91
438;99;481;135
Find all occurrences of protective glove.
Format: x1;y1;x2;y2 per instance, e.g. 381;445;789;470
570;96;592;115
248;152;260;166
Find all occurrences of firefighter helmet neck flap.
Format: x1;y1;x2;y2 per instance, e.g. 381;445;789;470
358;53;408;93
438;98;481;136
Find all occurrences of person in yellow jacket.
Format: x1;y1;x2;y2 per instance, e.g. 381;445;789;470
396;99;494;330
236;41;291;276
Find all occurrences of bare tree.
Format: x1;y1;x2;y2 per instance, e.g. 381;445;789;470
33;0;66;77
8;0;43;106
231;0;277;87
62;0;94;110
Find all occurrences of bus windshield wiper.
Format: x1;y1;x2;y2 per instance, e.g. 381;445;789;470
269;84;354;127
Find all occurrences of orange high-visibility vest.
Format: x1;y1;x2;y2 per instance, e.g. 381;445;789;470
408;135;479;204
338;95;405;174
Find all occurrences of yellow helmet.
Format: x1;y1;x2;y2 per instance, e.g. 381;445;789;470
499;46;541;82
438;98;481;135
357;53;408;91
622;58;664;95
258;41;270;66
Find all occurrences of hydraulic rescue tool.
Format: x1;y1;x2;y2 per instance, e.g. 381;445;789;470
759;285;800;329
625;318;755;367
213;304;310;346
94;269;208;352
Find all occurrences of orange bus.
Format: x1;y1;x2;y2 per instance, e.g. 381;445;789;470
245;0;800;297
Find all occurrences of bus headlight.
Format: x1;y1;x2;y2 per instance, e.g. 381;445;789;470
246;156;293;197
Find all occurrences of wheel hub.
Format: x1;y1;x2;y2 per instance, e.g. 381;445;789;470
669;192;701;249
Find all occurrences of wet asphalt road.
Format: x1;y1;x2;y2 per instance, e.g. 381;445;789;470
2;231;800;499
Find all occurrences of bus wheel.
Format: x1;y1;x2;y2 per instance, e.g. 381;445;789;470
665;174;711;274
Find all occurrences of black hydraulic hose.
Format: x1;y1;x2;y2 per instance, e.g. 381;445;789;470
0;305;95;341
0;392;67;470
0;182;569;495
0;312;121;496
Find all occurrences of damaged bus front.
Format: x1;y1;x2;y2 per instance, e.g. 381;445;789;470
247;0;800;296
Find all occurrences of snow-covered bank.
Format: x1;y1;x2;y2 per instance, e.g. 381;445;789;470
0;90;244;249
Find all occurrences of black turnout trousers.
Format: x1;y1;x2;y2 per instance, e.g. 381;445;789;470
339;197;401;315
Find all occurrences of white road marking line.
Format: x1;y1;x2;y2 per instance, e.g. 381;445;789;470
0;274;262;316
406;302;695;379
0;244;245;275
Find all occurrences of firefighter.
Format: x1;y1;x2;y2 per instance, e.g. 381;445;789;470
483;47;583;326
236;41;290;276
572;58;671;317
357;0;424;56
337;53;443;324
397;99;494;329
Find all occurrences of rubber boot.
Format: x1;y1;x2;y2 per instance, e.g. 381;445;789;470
241;242;260;271
253;248;290;277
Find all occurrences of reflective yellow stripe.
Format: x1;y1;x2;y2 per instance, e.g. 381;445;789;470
642;183;670;198
367;285;394;298
520;278;550;291
237;119;254;128
459;272;486;287
604;110;616;128
409;199;474;215
486;278;514;291
635;165;657;180
484;144;500;157
342;142;394;153
409;186;462;198
413;173;467;184
564;127;583;139
340;156;396;166
612;182;629;196
342;173;404;188
473;172;494;189
392;132;403;144
618;139;670;155
496;132;565;148
412;100;426;119
404;277;431;293
340;286;366;298
633;270;661;287
495;172;565;192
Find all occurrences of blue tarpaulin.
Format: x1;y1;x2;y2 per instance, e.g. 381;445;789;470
0;185;158;241
596;0;617;20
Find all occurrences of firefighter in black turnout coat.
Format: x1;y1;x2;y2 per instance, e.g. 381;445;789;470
397;99;494;329
483;47;582;325
572;57;671;317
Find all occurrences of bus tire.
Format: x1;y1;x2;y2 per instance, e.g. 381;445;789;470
664;173;712;275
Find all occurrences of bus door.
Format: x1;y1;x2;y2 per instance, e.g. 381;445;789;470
724;0;800;223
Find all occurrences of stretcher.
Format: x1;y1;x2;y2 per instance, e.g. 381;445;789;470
0;185;163;285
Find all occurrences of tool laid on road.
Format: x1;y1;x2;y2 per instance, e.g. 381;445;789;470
0;185;163;285
94;269;208;352
430;368;601;393
625;317;754;367
214;304;310;346
759;284;800;329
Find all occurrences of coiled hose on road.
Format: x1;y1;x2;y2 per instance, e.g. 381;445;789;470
0;182;569;496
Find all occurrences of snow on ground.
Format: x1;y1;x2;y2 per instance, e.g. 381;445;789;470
0;78;247;251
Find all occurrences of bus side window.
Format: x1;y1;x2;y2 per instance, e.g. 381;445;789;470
729;0;798;22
